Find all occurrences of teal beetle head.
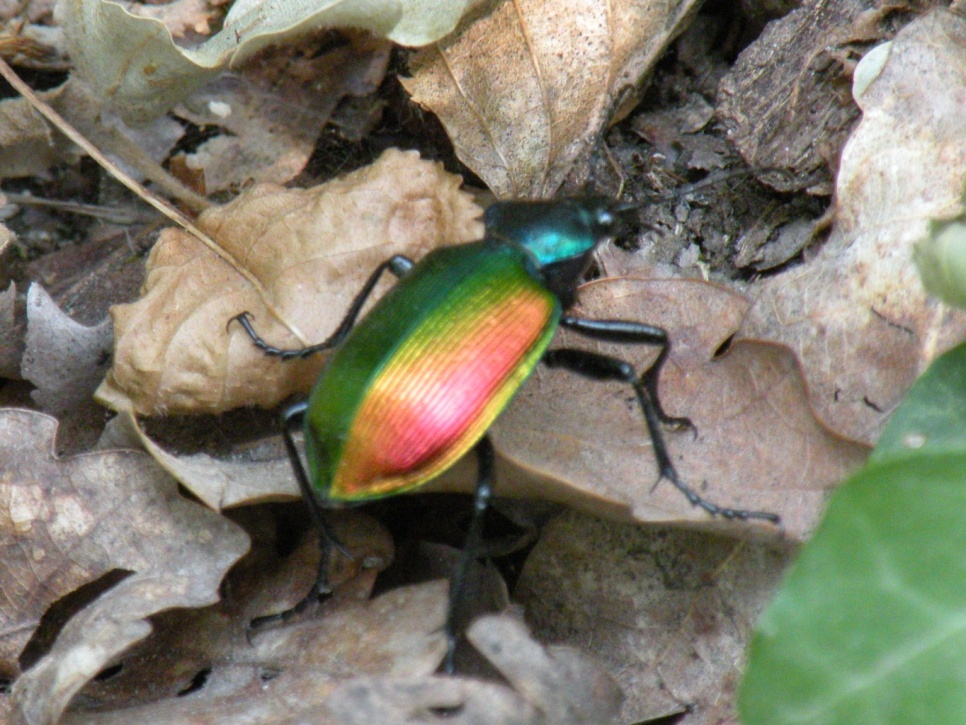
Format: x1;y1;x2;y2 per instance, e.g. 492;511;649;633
484;197;621;302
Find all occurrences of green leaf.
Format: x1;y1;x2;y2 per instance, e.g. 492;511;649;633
740;451;966;724
872;341;966;461
741;343;966;723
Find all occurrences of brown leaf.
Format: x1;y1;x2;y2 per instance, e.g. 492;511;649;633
402;0;701;198
516;511;789;724
98;149;484;416
317;616;621;725
173;33;392;193
103;411;299;510
62;579;448;724
492;276;868;540
22;284;113;453
0;409;249;724
739;9;966;444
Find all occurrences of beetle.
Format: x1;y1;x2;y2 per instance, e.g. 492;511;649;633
232;197;780;670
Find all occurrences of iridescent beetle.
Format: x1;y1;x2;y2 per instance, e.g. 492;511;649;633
232;198;780;669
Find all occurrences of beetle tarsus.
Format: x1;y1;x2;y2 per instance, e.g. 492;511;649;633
543;344;780;525
230;255;417;362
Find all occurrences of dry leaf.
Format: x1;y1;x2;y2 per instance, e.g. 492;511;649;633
21;284;113;453
56;511;442;723
46;515;618;724
0;409;249;725
57;0;478;126
402;0;701;197
516;511;788;724
172;33;392;193
98;149;484;416
62;581;448;724
318;616;622;725
739;9;966;444
492;276;868;540
0;96;58;178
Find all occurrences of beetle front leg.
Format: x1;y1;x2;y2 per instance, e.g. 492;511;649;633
542;348;779;524
230;254;415;360
250;402;351;629
443;434;495;674
560;315;693;432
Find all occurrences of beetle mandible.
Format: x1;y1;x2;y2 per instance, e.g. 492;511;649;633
232;197;780;670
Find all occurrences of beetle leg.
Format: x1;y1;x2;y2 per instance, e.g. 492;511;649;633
230;255;415;360
543;348;780;524
250;402;352;630
443;434;495;673
560;315;693;432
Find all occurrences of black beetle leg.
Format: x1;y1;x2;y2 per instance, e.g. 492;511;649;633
230;255;414;360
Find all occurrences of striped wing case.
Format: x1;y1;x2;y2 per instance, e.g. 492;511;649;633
303;240;560;503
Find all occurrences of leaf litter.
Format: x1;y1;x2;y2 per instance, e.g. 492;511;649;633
0;409;249;724
739;9;966;445
5;1;959;723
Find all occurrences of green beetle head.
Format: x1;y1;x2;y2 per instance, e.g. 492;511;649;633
484;197;621;302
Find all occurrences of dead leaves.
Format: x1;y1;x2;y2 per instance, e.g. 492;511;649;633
516;511;786;723
403;0;702;197
739;9;966;444
90;148;862;539
57;0;477;126
493;277;867;539
0;409;249;724
98;150;484;416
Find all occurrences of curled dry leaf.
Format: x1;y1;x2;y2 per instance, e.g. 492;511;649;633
739;9;966;444
57;0;477;126
516;511;788;724
0;409;249;725
402;0;701;197
319;616;622;725
98;149;484;416
58;515;449;723
491;276;868;540
22;284;113;453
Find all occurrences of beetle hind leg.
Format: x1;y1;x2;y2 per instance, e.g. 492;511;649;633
442;434;495;673
542;348;779;524
250;402;351;630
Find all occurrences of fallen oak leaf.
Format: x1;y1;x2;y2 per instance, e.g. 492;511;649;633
320;615;623;725
402;0;702;197
491;275;868;540
516;511;788;723
62;517;449;722
97;149;484;416
60;581;448;724
22;284;113;454
0;409;249;725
